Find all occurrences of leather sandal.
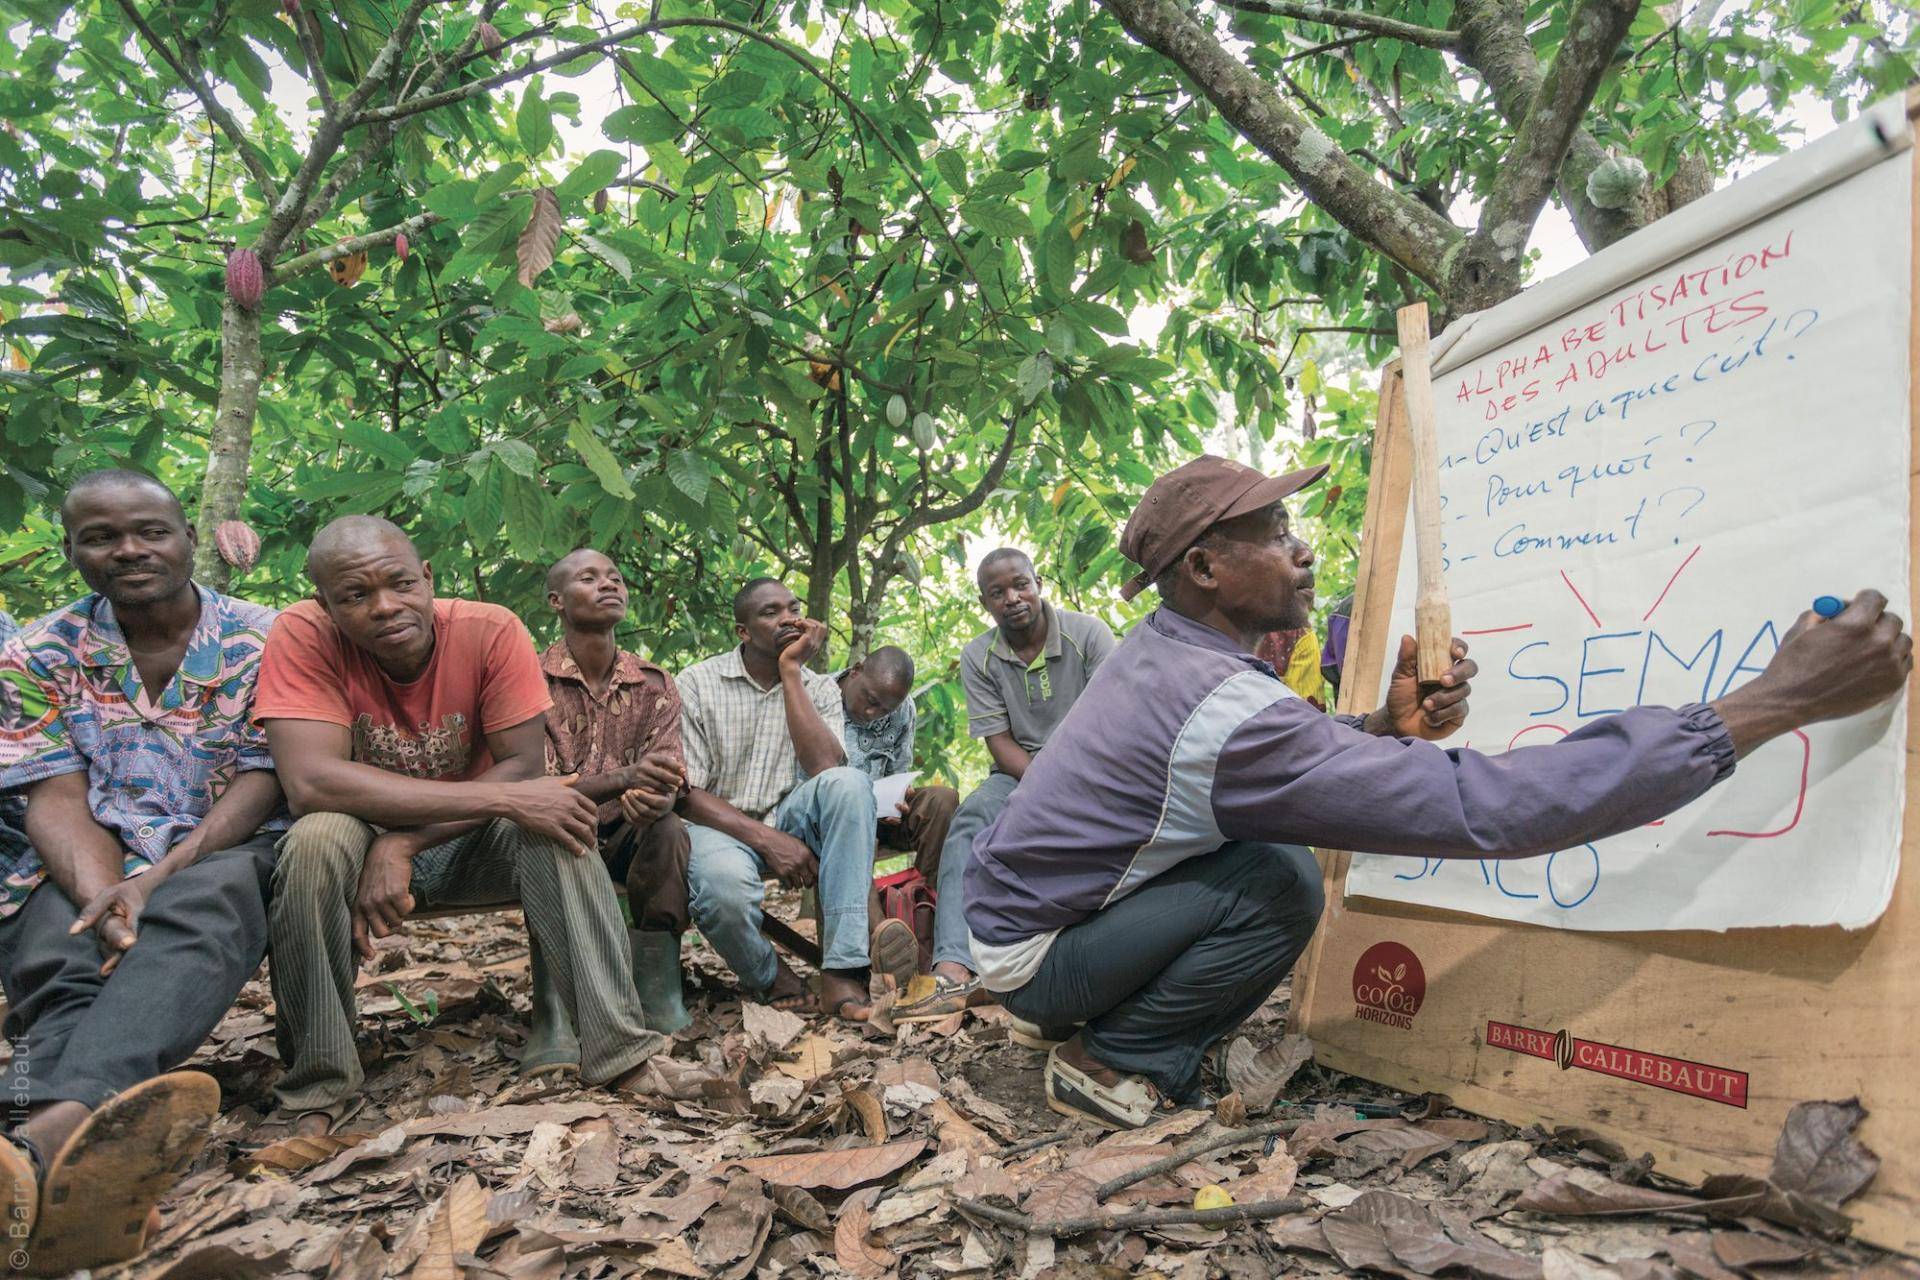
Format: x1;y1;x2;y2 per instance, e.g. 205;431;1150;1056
25;1071;220;1275
892;972;979;1023
868;919;919;992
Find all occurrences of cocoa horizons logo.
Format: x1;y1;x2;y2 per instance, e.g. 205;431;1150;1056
1486;1020;1749;1108
1351;941;1426;1030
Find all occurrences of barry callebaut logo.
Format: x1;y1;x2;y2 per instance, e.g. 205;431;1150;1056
1351;941;1425;1030
1485;1020;1749;1108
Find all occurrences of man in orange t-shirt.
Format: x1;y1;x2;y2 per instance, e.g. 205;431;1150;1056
256;517;661;1131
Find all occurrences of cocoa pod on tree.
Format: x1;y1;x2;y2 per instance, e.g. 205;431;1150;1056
214;520;262;573
394;233;409;262
476;21;504;54
225;248;264;311
327;250;369;287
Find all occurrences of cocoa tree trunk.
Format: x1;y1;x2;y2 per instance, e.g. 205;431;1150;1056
193;296;265;588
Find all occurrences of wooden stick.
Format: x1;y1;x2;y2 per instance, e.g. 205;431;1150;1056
1093;1117;1304;1203
1396;301;1453;683
954;1196;1310;1237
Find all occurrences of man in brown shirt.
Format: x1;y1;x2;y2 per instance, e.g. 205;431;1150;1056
540;549;692;1046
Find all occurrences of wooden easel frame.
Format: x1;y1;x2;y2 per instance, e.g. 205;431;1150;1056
1289;94;1920;1254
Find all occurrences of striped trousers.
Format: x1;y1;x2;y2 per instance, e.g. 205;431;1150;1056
268;813;662;1112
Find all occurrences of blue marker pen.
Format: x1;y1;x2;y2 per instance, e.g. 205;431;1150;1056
1813;595;1845;619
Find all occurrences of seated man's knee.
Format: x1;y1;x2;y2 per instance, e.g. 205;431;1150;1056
920;785;960;818
811;765;874;811
273;813;373;895
688;852;762;928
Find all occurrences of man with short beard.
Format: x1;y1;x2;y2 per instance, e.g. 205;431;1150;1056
0;470;283;1271
536;548;692;1049
894;549;1115;1023
676;579;878;1021
258;517;661;1132
968;455;1912;1129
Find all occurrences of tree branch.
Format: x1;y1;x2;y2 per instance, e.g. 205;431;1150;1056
258;0;443;260
1471;0;1642;293
898;412;1022;536
266;212;443;283
111;0;281;204
1214;0;1460;48
1452;0;1643;253
295;9;337;118
290;0;503;245
1099;0;1461;293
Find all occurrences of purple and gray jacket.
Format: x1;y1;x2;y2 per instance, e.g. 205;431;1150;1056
964;607;1737;991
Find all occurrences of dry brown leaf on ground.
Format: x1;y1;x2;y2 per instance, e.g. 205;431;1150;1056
1215;1092;1249;1129
694;1173;775;1279
1457;1140;1540;1204
317;1225;389;1280
875;1058;941;1090
725;1137;928;1190
572;1118;620;1191
617;1177;729;1237
1709;1228;1812;1269
1381;1219;1543;1280
775;1034;838;1081
410;1173;489;1280
309;1124;409;1181
742;1002;808;1052
1229;1148;1299;1202
930;1099;998;1155
517;1120;574;1190
1768;1098;1879;1207
234;1131;365;1176
835;1186;898;1278
843;1083;890;1142
404;1101;607;1138
479;1224;568;1279
1514;1168;1759;1220
1021;1169;1102;1222
1693;1172;1850;1237
1225;1033;1312;1112
1331;1123;1462;1177
769;1182;833;1232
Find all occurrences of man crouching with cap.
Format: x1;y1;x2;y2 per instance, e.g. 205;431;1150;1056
964;454;1911;1129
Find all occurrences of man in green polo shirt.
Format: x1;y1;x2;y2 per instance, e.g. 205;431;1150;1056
895;548;1115;1021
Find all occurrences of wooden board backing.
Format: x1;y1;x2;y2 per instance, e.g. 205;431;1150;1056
1290;138;1919;1255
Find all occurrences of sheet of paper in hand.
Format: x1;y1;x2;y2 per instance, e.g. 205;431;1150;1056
872;771;917;821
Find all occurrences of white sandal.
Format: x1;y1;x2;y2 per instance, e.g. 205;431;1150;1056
1045;1046;1165;1130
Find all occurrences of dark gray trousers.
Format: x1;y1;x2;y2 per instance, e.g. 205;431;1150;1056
0;834;277;1110
998;841;1324;1100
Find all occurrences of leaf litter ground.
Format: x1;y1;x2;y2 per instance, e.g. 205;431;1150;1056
24;894;1911;1280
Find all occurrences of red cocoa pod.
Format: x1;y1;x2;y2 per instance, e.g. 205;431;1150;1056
281;0;299;14
592;189;609;215
225;248;264;311
214;520;262;573
394;232;410;262
476;21;503;53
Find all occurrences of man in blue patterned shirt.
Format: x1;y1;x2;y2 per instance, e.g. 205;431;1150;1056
0;471;285;1272
837;645;957;899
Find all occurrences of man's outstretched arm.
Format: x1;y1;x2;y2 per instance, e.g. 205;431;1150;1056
1213;591;1910;858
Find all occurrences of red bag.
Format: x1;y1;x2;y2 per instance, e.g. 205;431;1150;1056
875;867;937;973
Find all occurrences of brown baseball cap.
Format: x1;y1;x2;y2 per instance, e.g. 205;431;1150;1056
1118;454;1329;600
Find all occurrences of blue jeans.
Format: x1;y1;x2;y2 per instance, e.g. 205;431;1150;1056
686;767;877;992
933;770;1019;971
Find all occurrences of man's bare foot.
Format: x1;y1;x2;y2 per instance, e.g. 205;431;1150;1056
820;969;872;1022
1056;1033;1126;1088
762;957;812;1011
931;960;973;986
